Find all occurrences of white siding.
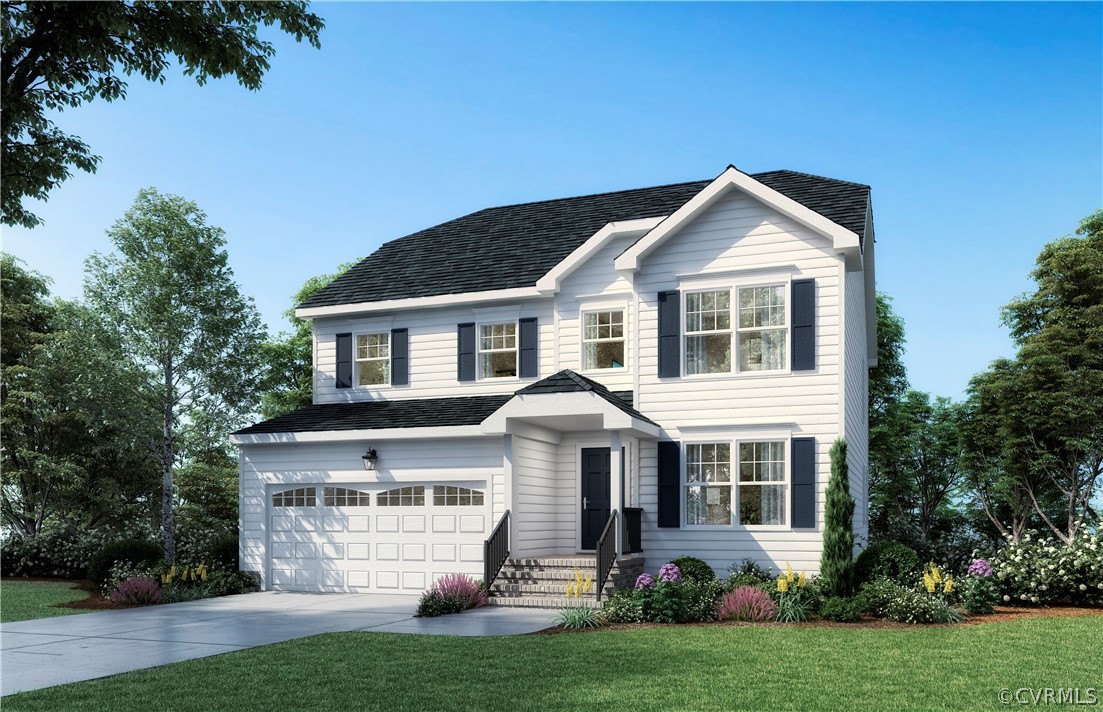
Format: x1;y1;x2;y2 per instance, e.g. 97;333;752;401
313;302;554;403
239;436;504;588
843;268;870;549
512;433;573;556
632;188;848;575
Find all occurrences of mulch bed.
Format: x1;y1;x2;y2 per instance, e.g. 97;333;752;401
536;605;1102;635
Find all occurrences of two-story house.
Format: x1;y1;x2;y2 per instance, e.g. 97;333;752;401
230;165;876;604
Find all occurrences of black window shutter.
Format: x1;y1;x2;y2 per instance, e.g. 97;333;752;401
791;279;815;371
391;328;409;386
791;437;816;528
518;317;538;378
335;333;352;389
657;441;681;528
457;323;476;381
657;290;681;378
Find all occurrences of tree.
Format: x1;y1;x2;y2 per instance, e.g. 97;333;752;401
867;293;911;537
85;188;266;560
259;260;358;420
2;1;324;228
820;438;856;596
1;255;159;536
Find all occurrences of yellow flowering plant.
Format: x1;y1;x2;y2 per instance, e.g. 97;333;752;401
564;567;594;599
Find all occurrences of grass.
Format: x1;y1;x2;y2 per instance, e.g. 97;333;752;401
4;615;1101;711
0;579;90;623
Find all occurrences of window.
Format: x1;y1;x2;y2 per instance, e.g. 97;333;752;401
377;485;425;506
272;487;316;507
685;290;731;374
737;286;787;371
478;323;517;378
432;485;484;506
356;333;390;386
685;443;731;525
324;487;370;507
738;442;786;525
582;310;625;370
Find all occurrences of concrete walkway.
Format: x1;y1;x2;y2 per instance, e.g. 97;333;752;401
1;592;554;696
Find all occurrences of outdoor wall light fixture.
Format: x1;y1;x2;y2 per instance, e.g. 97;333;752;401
362;449;379;471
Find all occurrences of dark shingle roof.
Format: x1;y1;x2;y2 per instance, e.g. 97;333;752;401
233;395;512;435
517;370;659;427
300;170;870;309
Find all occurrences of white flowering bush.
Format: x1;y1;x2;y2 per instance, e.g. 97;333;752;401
884;587;963;624
1;526;110;578
991;529;1103;605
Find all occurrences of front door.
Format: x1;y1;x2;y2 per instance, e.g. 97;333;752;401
580;447;612;550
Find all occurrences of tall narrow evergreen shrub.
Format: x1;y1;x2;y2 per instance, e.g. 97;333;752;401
820;438;856;596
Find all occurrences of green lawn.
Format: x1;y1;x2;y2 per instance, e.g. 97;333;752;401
0;580;91;623
4;615;1101;711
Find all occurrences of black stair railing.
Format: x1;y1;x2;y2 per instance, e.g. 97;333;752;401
623;507;643;555
483;510;511;589
595;510;618;603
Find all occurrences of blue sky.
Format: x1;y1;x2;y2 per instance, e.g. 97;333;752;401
4;2;1100;399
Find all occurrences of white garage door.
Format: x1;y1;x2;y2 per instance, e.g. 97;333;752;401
267;482;488;593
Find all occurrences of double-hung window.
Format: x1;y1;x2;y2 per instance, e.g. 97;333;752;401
356;333;390;386
737;286;787;371
684;440;788;526
582;310;625;370
479;322;517;378
685;291;732;374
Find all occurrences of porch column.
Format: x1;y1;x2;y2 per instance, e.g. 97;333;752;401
609;430;623;557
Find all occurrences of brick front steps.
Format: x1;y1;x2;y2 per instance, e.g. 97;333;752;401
485;554;645;609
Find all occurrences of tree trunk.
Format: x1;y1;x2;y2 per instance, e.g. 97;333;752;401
161;357;175;561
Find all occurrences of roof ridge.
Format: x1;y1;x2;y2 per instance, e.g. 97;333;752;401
755;169;871;189
480;179;712;212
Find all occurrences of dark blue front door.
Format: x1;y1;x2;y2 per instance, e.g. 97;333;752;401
580;447;611;550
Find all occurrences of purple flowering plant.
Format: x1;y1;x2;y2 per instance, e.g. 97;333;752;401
635;573;656;590
658;563;683;584
967;558;993;578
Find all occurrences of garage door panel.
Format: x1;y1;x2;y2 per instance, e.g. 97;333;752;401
348;570;370;588
321;543;344;559
272;542;293;559
376;515;399;532
348;515;370;532
433;544;456;561
402;543;426;561
295;516;317;532
402;515;425;532
376;571;399;589
459;544;483;561
322;516;344;532
459;515;485;533
271;515;292;532
376;543;399;560
295;542;317;559
348;543;371;560
321;570;344;587
402;572;426;590
432;515;456;533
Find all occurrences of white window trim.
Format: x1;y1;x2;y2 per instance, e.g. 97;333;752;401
353;331;391;388
579;307;628;373
683;288;733;377
476;320;519;381
680;274;793;379
680;435;791;530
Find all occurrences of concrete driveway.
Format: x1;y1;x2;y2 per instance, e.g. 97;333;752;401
1;592;553;696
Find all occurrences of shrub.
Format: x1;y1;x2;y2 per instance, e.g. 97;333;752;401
991;529;1103;605
603;589;646;623
960;574;1001;615
205;570;257;597
554;604;604;629
725;559;775;591
820;438;856;596
718;586;778;622
820;596;863;623
88;539;163;589
209;534;240;572
683;578;725;622
0;526;108;578
657;563;683;584
858;577;907;617
416;574;486;617
776;594;811;622
601;571;710;624
103;559;166;595
884;587;963;625
669;556;716;584
855;541;921;586
110;576;164;605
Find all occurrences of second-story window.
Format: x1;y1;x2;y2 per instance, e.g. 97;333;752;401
685;290;731;374
582;310;625;370
356;333;390;386
479;322;517;378
737;286;787;371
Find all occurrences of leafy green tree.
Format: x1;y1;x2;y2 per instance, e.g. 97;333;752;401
2;1;324;228
820;438;856;596
1;255;159;536
85;188;266;560
867;293;911;538
260;261;358;419
962;211;1103;543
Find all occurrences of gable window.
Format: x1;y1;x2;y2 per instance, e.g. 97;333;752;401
738;441;787;525
479;323;517;378
377;485;425;506
432;485;484;506
582;310;626;370
356;333;390;386
737;286;787;371
684;443;731;525
272;487;316;507
323;487;371;507
685;290;731;375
